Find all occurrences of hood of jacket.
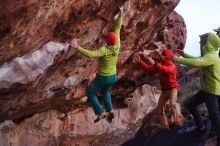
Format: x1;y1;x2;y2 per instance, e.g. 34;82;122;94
163;49;173;59
202;33;220;55
161;49;173;65
107;45;119;56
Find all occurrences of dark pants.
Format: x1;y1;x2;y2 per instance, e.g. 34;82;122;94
185;90;220;142
87;74;116;115
218;97;220;113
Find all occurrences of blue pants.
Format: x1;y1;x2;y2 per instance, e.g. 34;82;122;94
87;74;116;115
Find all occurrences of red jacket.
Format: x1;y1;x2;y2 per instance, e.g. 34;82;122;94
138;50;179;91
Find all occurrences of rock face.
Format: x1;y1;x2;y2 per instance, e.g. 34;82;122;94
0;0;187;145
0;85;160;146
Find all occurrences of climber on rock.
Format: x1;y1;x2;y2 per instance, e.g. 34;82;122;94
133;49;182;129
69;6;123;123
173;33;220;146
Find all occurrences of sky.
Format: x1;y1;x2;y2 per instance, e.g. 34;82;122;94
175;0;220;56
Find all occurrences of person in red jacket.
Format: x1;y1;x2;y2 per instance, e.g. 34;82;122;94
133;49;181;129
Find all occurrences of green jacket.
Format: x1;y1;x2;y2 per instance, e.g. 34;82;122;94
77;16;122;76
176;33;220;95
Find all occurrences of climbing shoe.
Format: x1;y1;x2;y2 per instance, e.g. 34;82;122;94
106;111;115;123
94;112;107;123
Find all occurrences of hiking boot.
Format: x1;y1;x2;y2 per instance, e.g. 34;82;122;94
106;111;114;123
94;112;107;123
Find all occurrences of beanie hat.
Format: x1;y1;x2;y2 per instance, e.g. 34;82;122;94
214;27;220;32
107;32;117;46
163;49;173;59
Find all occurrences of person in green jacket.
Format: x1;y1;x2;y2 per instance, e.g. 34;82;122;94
70;7;123;123
173;33;220;145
